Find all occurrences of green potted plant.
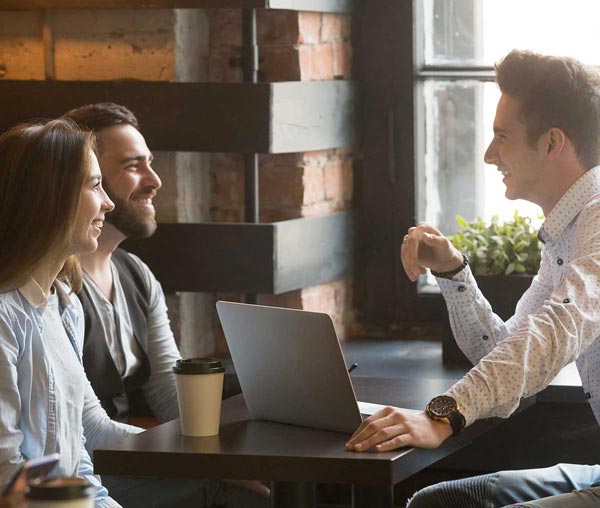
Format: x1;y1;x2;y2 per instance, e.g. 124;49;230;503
441;211;542;367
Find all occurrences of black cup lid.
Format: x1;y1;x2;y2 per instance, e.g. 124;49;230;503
173;357;225;375
27;477;94;501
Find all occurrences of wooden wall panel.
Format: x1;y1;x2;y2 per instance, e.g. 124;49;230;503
0;80;355;153
0;0;352;12
123;212;354;294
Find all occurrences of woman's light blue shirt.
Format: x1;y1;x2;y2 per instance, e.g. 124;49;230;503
0;279;139;508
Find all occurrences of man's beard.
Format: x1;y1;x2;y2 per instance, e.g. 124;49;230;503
104;183;157;239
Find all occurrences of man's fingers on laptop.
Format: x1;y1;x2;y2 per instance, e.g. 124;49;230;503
347;410;454;452
350;423;407;452
347;405;394;442
346;406;401;450
374;434;412;452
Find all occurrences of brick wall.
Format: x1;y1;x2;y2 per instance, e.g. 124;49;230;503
208;9;355;346
0;7;356;354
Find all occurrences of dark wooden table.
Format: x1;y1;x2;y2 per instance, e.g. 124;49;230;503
94;377;532;508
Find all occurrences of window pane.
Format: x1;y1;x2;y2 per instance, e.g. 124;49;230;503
416;80;542;235
423;0;600;66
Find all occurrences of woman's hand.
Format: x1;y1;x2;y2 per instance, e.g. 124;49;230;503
345;406;453;452
0;490;27;508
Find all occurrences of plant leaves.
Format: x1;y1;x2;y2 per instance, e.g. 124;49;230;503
449;213;542;276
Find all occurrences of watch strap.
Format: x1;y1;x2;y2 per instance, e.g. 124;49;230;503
447;409;466;435
430;254;469;279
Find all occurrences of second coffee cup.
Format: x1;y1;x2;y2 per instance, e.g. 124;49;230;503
26;477;94;508
173;358;225;437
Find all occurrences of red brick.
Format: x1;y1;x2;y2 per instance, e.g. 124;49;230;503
333;279;349;307
210;154;244;207
302;283;335;311
302;160;325;204
258;290;302;309
298;12;321;44
303;149;332;165
259;153;304;170
259;46;301;82
301;279;354;341
340;158;354;201
259;164;304;207
302;200;346;217
333;147;354;158
210;167;243;206
209;9;242;49
210;206;243;223
323;157;353;201
299;43;334;81
320;13;342;42
259;207;303;222
332;41;352;79
208;48;243;82
298;46;312;80
323;159;343;201
212;153;244;174
340;15;352;39
257;10;299;46
204;7;355;339
257;154;305;215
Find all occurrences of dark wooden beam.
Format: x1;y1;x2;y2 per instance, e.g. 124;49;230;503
0;0;352;12
0;80;355;153
122;212;354;294
272;211;353;293
267;0;352;12
270;81;356;153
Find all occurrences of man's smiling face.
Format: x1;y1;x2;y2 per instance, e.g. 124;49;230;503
484;93;548;204
96;124;161;239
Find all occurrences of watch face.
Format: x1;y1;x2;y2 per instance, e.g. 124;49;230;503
429;395;457;418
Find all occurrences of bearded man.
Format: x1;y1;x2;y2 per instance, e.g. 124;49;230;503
63;103;269;508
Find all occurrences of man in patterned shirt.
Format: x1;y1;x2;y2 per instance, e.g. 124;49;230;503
346;50;600;507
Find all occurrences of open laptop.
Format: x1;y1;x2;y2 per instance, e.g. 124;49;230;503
216;301;417;434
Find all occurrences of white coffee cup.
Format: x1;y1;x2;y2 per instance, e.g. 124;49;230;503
26;477;94;508
173;358;225;437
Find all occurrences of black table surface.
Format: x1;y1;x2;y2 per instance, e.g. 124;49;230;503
94;377;532;486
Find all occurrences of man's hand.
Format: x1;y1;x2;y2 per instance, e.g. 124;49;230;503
401;223;463;282
225;480;270;498
345;407;453;452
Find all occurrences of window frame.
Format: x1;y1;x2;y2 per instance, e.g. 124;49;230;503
355;0;497;327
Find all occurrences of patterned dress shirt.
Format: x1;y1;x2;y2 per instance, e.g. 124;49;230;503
437;165;600;426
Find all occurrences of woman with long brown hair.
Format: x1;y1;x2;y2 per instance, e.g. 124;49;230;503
0;119;137;508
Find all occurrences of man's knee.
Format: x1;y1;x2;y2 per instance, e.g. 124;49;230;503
406;483;449;508
406;473;496;508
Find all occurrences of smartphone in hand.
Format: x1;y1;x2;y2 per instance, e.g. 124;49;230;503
1;454;60;497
